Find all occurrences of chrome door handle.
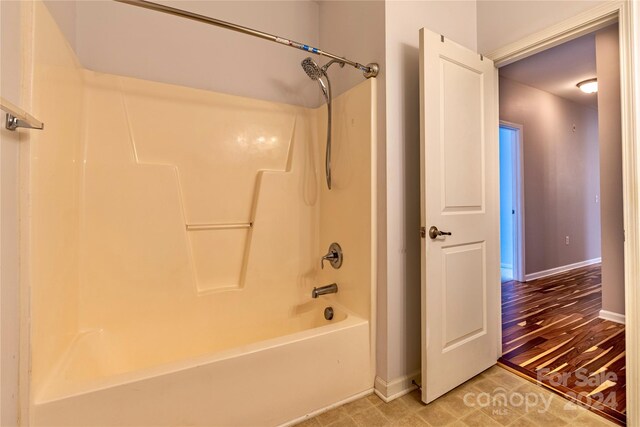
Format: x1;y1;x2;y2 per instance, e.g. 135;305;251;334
428;226;452;239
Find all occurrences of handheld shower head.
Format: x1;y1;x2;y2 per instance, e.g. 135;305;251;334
301;57;329;104
301;56;334;190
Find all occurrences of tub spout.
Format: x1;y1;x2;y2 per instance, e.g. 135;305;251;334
312;283;338;298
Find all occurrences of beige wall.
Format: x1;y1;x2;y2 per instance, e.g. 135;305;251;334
381;0;477;383
477;0;607;54
596;25;625;315
0;1;22;425
499;77;601;274
27;0;85;396
317;80;376;323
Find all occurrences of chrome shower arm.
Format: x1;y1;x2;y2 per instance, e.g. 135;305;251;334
113;0;379;79
321;59;346;73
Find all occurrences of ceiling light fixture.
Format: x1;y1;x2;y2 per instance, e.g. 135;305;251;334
577;78;598;94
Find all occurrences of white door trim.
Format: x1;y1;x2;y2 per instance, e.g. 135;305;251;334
499;121;525;282
486;2;620;66
486;2;638;425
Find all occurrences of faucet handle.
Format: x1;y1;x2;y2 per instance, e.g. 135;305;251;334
321;242;343;270
321;252;338;269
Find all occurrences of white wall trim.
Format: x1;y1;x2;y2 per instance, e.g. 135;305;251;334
599;310;626;324
373;371;420;403
279;388;374;427
524;258;602;282
488;3;639;425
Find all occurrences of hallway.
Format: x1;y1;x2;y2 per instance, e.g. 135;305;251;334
499;264;625;424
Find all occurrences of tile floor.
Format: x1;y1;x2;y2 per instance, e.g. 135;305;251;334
295;366;618;427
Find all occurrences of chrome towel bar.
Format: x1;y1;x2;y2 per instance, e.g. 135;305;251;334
1;97;44;131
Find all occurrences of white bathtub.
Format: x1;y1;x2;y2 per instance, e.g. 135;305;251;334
32;303;374;426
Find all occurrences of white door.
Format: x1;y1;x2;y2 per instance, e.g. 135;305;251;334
419;28;500;403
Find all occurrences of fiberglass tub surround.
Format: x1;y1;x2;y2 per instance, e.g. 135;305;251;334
26;2;376;425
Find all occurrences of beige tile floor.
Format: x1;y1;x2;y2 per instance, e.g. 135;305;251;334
295;366;619;427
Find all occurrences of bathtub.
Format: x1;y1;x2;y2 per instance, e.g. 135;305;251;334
32;303;374;426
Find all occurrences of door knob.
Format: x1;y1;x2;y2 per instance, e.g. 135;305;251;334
428;226;452;239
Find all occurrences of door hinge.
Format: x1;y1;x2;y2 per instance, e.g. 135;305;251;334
420;226;426;238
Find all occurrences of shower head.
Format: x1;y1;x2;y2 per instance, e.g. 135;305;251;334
301;57;324;81
302;57;330;104
301;57;345;81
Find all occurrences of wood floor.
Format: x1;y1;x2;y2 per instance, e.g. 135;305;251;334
498;264;626;425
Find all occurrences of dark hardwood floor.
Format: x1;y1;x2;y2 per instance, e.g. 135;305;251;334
498;264;626;425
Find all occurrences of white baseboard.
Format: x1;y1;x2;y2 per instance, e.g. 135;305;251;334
525;257;601;281
280;388;374;427
373;371;420;403
599;310;626;324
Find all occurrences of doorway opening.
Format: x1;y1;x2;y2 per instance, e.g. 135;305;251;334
496;24;626;425
499;122;524;283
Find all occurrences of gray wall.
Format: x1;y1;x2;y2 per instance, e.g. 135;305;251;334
43;0;76;49
46;0;322;108
499;77;601;275
381;0;477;383
596;25;625;315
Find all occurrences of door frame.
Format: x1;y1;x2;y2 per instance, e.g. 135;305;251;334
498;121;525;283
486;1;638;424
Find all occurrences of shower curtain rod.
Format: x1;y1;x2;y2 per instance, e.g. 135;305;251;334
113;0;379;78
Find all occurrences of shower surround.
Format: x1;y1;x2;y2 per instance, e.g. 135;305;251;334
22;2;376;425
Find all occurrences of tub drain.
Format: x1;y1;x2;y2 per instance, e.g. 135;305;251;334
324;306;334;320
